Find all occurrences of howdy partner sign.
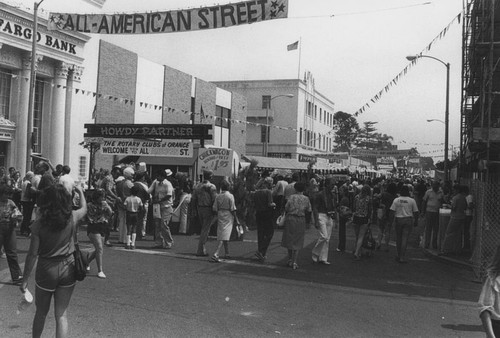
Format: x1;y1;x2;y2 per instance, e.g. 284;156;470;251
48;0;288;34
98;138;193;157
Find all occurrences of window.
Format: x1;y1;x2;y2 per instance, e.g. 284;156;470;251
299;127;303;144
0;68;11;119
318;134;321;149
319;108;322;123
79;156;87;177
32;79;44;153
314;105;317;119
215;105;231;147
261;125;269;143
262;95;271;109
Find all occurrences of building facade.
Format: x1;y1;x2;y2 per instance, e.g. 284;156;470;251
0;3;89;175
94;40;247;177
214;71;335;161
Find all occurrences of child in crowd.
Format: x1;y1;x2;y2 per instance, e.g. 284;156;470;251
86;189;113;279
0;184;23;284
124;186;143;250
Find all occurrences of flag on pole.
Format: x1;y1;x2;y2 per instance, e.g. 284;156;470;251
287;40;299;51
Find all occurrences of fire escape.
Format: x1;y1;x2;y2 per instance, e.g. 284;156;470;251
461;0;500;182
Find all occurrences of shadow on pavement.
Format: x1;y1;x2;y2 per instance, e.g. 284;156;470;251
441;324;484;332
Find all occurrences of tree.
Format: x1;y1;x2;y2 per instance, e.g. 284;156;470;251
332;111;359;152
355;121;396;150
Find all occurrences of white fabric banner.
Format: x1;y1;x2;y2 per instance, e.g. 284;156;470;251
98;138;193;157
48;0;288;34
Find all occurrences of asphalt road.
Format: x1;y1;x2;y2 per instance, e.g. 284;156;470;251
0;221;484;338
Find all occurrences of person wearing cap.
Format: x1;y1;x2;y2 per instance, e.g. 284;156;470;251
192;170;217;256
148;169;174;249
116;166;134;245
252;176;276;262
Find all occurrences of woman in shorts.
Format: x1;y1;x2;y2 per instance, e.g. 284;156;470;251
86;188;112;278
20;184;87;338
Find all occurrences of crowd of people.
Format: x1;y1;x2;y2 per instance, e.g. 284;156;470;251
0;158;479;338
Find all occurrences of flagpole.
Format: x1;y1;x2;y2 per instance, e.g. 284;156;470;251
297;37;302;79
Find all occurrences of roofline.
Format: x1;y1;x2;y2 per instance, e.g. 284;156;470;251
212;78;335;107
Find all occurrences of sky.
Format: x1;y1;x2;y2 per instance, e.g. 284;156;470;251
12;0;464;161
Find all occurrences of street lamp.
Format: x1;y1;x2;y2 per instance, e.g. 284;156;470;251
27;0;46;171
264;94;294;157
407;54;450;181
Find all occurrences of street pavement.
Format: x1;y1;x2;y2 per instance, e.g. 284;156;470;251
0;219;484;338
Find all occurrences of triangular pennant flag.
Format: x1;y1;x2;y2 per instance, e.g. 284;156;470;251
140;102;143;107
81;90;86;95
75;89;79;94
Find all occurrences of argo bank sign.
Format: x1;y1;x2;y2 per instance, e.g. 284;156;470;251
0;16;79;56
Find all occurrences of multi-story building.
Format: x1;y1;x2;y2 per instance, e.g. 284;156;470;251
214;71;335;162
0;3;89;175
94;40;247;177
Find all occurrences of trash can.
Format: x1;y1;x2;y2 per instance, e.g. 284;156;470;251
438;208;451;251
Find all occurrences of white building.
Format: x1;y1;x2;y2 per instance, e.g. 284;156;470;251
214;71;335;162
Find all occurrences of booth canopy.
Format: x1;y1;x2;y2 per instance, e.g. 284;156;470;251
242;155;305;170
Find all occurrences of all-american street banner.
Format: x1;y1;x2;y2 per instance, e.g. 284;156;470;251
48;0;288;34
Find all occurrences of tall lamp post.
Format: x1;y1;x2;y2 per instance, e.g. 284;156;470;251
264;94;294;157
407;54;450;181
27;0;45;171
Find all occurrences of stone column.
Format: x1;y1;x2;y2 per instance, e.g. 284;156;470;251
64;65;83;164
49;62;69;166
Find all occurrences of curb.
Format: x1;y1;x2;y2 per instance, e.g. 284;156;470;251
422;248;473;270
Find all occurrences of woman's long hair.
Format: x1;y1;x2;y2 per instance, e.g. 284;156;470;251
38;184;73;232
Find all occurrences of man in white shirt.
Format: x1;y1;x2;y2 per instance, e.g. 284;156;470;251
148;169;174;249
58;165;75;195
390;185;419;263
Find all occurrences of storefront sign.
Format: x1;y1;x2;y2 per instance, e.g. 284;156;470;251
351;148;410;158
84;124;212;140
197;147;234;177
0;17;80;56
48;0;288;34
298;154;316;163
98;138;193;157
268;152;291;159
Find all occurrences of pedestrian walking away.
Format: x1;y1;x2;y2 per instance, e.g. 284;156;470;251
210;180;239;262
20;184;87;338
311;177;336;265
253;177;276;263
191;170;217;256
281;182;311;270
389;185;419;263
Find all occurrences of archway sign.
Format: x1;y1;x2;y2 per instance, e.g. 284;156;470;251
84;124;212;157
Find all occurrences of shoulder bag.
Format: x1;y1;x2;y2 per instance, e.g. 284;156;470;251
73;225;87;281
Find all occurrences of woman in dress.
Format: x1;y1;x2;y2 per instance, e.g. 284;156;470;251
20;184;87;338
210;180;239;262
281;182;312;270
352;185;372;260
